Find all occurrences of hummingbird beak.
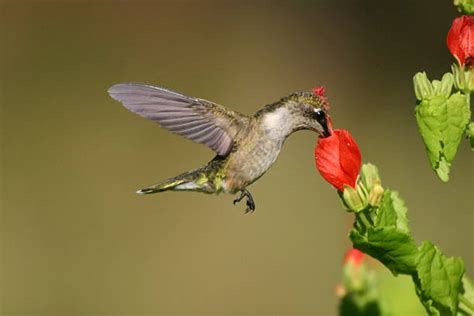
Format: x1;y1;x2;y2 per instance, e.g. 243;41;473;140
312;108;331;138
320;121;331;138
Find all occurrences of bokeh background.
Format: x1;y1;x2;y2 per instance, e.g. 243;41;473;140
1;0;472;315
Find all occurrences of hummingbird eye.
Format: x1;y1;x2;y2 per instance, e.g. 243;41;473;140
312;108;330;137
313;109;325;123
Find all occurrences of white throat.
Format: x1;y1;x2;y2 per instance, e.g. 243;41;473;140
261;107;292;140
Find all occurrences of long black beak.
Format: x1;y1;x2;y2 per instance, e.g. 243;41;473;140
313;109;331;138
321;121;331;138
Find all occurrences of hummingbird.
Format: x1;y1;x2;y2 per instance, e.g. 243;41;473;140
108;83;331;213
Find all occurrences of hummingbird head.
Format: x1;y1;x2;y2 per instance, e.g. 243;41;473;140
282;91;331;138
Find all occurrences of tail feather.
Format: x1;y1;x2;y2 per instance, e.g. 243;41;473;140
136;167;213;194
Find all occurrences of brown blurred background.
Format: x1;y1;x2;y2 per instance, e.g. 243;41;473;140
1;0;472;315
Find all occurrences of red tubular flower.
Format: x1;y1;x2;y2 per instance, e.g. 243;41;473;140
315;129;362;191
447;15;474;67
344;248;364;266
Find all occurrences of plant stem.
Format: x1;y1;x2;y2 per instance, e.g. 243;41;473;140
358;212;372;229
459;295;474;312
367;207;377;223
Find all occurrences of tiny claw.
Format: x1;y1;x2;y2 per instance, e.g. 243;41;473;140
233;189;256;213
245;196;255;214
233;191;245;205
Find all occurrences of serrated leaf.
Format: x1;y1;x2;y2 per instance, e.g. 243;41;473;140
415;92;470;182
415;241;464;315
350;227;418;275
416;96;447;168
458;276;474;315
376;190;410;234
436;159;450;182
444;93;470;160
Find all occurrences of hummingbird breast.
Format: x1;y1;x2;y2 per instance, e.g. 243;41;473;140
221;108;293;193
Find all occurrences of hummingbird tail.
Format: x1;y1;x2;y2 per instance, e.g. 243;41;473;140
136;167;215;195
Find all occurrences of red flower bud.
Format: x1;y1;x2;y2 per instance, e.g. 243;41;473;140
344;248;364;266
447;15;474;67
315;129;362;191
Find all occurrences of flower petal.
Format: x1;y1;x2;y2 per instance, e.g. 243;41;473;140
315;129;362;191
447;15;474;66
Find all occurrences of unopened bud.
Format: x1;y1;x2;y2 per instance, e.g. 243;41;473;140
439;72;454;97
368;183;384;207
413;72;433;100
465;68;474;91
360;163;381;192
342;184;368;213
452;63;465;91
454;0;474;15
452;63;474;92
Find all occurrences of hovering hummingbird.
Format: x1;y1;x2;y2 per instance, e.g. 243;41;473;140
108;83;331;213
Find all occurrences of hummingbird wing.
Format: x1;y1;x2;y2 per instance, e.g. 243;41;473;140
108;83;250;156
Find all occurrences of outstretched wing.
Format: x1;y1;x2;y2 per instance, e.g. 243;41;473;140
108;83;250;156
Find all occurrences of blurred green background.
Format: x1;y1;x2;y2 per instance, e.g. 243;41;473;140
1;1;472;315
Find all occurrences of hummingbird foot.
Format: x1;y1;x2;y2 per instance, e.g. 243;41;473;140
233;189;255;213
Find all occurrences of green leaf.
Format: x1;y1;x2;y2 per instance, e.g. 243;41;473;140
414;241;464;315
445;93;470;160
350;227;418;275
416;96;448;168
415;92;470;182
376;190;409;234
458;276;474;315
351;189;417;275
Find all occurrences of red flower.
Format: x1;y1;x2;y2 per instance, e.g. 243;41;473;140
447;15;474;67
344;248;364;266
315;129;362;191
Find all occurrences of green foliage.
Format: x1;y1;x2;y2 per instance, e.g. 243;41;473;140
340;5;473;314
454;0;474;14
459;276;474;315
344;164;472;316
350;189;418;275
339;262;383;316
376;190;409;234
339;261;429;316
339;295;383;316
350;226;418;276
413;72;471;181
414;241;464;315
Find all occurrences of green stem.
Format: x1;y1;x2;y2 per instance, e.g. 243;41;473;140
358;212;372;229
459;295;474;312
367;207;377;223
354;218;362;231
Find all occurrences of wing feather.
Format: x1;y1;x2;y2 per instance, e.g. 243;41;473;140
108;83;249;156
